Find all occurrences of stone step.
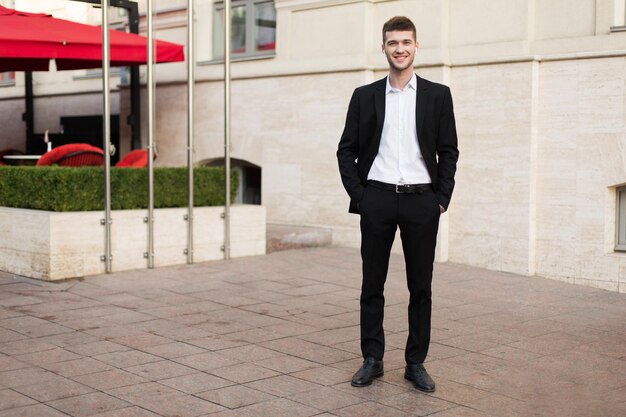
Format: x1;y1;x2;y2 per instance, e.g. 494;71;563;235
266;223;332;253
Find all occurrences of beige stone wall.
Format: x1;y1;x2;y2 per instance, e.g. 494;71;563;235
446;57;626;292
0;205;266;281
448;62;536;274
535;57;626;292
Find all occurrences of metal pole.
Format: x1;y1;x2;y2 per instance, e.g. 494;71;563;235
101;0;112;273
147;0;155;268
186;0;195;264
23;72;34;153
224;0;231;260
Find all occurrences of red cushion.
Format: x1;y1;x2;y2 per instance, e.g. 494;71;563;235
115;149;149;168
36;143;104;167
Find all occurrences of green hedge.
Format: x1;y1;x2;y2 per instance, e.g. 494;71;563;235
0;166;238;212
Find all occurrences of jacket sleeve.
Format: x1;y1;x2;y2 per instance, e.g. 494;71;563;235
337;89;365;212
435;87;459;210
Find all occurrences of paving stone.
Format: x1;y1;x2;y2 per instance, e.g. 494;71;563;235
13;378;94;402
0;339;56;356
379;390;458;415
229;398;319;417
73;369;149;390
90;407;161;417
0;367;59;388
196;385;276;409
134;394;225;417
290;366;353;386
109;333;172;350
260;338;359;365
0;389;37;411
41;357;113;377
252;354;319;374
123;360;198;381
333;401;411;417
0;356;29;372
288;386;362;412
64;341;130;357
14;347;82;366
0;403;71;417
142;341;207;359
93;350;162;368
0;328;26;343
173;351;241;371
210;363;281;384
47;392;130;417
159;372;234;394
245;375;322;397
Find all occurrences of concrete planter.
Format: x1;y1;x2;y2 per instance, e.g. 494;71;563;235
0;205;265;281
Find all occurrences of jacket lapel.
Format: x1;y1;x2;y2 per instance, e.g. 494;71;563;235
374;77;386;133
415;75;427;142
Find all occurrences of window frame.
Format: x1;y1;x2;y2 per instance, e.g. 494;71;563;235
212;0;276;61
616;185;626;252
0;71;16;87
610;0;626;31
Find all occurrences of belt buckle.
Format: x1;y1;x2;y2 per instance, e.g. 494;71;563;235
395;184;407;194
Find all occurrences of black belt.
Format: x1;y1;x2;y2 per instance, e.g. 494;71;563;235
368;180;432;194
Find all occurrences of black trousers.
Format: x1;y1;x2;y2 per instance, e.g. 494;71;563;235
359;182;440;365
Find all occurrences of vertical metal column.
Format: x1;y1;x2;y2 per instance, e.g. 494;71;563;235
101;0;112;273
186;0;195;264
223;0;231;260
146;0;155;268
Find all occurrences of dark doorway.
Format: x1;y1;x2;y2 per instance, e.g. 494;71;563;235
203;158;261;205
28;115;120;165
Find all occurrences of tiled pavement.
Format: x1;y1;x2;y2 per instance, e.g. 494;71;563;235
0;247;624;417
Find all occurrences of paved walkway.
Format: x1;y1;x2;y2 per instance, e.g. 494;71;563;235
0;247;624;417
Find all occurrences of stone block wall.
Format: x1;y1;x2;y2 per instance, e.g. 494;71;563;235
0;205;266;281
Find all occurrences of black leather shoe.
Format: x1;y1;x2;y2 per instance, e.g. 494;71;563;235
404;363;435;392
351;357;384;387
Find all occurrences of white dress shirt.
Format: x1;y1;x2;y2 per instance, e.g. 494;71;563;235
367;74;431;184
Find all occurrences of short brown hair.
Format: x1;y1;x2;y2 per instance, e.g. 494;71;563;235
382;16;416;42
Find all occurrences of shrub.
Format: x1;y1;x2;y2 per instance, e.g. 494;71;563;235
0;166;238;212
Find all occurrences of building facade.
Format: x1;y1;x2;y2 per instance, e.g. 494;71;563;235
1;0;626;292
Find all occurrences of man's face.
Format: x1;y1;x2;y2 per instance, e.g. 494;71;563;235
382;30;418;72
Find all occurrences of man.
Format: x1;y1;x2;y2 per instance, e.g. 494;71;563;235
337;16;459;392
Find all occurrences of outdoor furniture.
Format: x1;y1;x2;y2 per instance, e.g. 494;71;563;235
0;5;184;71
0;148;25;165
116;149;150;168
2;155;41;166
36;143;104;167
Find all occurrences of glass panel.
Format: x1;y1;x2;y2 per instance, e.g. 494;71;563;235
213;5;247;58
231;5;247;54
255;2;276;52
213;7;224;58
1;72;15;82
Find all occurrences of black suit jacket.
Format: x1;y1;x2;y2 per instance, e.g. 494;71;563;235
337;75;459;214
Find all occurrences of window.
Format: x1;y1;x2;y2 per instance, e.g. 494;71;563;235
611;0;626;31
617;186;626;251
213;0;276;59
0;71;15;86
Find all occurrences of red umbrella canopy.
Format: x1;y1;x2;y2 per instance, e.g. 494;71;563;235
0;5;184;71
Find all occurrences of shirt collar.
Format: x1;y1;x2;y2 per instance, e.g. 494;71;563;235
386;73;417;94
